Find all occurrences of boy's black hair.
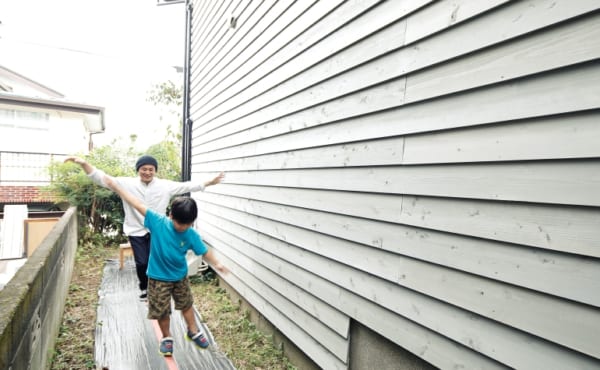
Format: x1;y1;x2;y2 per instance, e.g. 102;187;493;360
169;197;198;224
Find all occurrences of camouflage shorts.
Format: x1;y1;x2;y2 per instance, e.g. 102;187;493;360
147;277;194;320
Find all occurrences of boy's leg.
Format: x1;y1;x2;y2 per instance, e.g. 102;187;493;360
148;278;174;338
173;277;196;329
158;315;172;338
181;305;198;334
173;277;209;348
128;234;151;294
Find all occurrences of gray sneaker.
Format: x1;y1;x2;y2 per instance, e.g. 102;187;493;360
187;330;209;349
159;337;173;356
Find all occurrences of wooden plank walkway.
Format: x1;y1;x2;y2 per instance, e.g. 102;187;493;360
95;258;236;370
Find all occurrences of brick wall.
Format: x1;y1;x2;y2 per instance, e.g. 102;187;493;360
0;186;58;204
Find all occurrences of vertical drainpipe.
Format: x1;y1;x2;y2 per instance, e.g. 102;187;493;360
181;0;193;182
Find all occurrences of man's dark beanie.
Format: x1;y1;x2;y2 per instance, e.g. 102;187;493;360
135;155;158;171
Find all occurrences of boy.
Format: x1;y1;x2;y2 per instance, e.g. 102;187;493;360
103;174;228;356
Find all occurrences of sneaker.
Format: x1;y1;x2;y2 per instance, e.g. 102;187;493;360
139;290;147;300
186;330;209;349
159;337;174;356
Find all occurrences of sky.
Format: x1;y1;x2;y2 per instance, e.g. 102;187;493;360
0;0;187;149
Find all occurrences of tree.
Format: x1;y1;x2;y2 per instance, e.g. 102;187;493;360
147;80;183;145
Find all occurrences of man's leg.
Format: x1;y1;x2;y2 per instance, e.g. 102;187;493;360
128;234;150;293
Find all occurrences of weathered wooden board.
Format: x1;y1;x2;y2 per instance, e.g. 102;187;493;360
190;0;365;125
198;217;353;336
198;202;600;359
190;0;286;106
191;0;599;145
200;192;600;305
215;160;600;207
191;0;235;64
403;0;510;44
212;252;349;370
191;0;428;139
402;112;600;163
193;62;600;159
188;0;600;367
193;112;600;167
199;210;600;368
199;185;600;258
214;241;349;361
191;79;407;156
403;0;600;72
200;219;506;370
405;12;600;103
190;0;400;125
190;0;242;72
195;137;404;171
212;232;350;338
191;0;323;120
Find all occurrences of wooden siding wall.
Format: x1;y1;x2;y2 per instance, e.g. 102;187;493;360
187;1;600;369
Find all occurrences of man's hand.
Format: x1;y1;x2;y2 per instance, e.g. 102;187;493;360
207;172;225;187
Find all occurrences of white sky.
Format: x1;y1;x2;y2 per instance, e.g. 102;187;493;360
0;0;186;149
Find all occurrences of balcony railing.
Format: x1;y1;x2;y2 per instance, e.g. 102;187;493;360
0;151;68;186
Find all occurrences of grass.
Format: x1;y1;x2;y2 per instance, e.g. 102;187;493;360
190;272;297;370
51;241;110;369
50;243;296;370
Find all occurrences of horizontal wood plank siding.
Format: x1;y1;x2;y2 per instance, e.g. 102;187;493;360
188;0;600;368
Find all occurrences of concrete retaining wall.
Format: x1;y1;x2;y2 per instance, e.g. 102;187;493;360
0;207;77;370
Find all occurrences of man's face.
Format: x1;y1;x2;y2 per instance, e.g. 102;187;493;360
138;164;156;184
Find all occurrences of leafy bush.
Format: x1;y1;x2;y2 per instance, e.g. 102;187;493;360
48;144;136;245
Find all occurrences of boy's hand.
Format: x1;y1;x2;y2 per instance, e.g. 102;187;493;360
213;262;229;275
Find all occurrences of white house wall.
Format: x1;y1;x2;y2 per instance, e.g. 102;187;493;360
188;1;600;369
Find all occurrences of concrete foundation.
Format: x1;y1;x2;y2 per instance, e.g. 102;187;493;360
218;277;437;370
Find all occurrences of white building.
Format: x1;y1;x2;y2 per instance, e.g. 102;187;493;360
184;1;600;369
0;65;104;186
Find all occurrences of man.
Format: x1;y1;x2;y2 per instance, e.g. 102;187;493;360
65;154;224;299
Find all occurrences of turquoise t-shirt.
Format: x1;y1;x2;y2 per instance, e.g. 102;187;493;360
144;209;208;282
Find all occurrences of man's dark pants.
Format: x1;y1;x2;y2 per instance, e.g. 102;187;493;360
128;233;151;291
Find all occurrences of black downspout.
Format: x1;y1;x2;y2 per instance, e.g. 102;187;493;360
181;0;193;182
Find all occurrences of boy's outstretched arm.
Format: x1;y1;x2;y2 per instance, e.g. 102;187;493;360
64;156;95;175
203;249;229;274
103;175;147;216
